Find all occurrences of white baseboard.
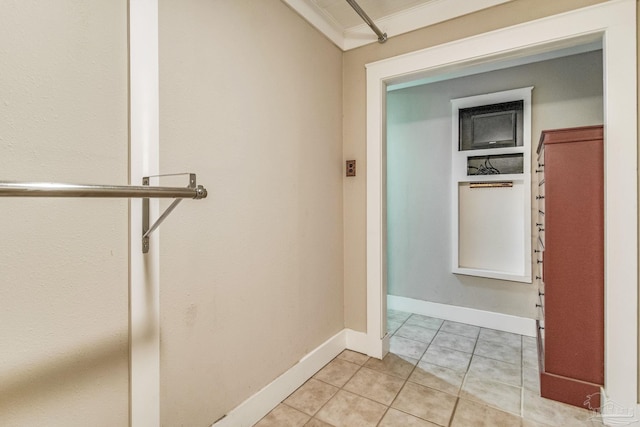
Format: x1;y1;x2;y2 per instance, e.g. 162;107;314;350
595;387;640;426
388;295;537;337
345;329;369;355
212;330;347;427
210;301;535;427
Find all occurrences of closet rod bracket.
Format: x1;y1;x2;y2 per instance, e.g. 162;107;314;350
142;173;205;253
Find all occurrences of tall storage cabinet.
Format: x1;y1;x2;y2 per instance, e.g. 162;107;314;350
536;125;604;409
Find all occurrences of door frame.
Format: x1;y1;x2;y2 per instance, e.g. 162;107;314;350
129;0;160;425
365;0;637;415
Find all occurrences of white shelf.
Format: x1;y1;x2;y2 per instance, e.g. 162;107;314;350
451;87;533;283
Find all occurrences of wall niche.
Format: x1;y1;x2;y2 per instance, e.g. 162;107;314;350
451;87;533;283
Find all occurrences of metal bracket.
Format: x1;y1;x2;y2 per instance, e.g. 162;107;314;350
142;173;198;253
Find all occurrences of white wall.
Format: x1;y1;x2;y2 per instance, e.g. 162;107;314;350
157;1;344;425
0;2;129;426
386;50;603;318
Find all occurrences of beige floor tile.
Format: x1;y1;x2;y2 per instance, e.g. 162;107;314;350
441;320;481;339
313;358;361;387
421;345;472;372
405;314;443;330
467;354;521;387
451;398;523;427
304;418;334;427
389;335;429;360
431;331;477;353
364;353;418;380
315;390;387;427
284;378;339;416
388;309;412;323
523;355;539;370
474;340;521;365
387;319;403;335
460;376;521;415
522;389;605;426
522;367;540;393
343;367;405;405
395;324;437;343
522;335;537;352
378;408;439;426
261;316;548;427
522;420;554;427
408;360;465;395
254;403;310;427
479;328;522;348
391;382;457;426
522;346;539;370
337;349;369;366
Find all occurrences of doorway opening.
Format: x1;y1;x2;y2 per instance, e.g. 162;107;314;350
386;46;602;328
365;0;637;415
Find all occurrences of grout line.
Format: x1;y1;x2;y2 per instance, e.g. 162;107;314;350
380;312;437;425
520;334;525;418
295;311;533;427
308;357;366;426
386;314;467;426
448;397;461;427
378;315;418;425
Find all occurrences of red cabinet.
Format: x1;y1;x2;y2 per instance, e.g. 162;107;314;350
536;125;604;408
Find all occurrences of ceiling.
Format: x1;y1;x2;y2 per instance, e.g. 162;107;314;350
281;0;513;50
310;0;435;29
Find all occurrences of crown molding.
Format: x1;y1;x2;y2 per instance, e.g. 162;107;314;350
282;0;513;51
282;0;346;49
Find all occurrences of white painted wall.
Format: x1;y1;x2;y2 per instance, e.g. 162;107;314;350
0;1;129;425
386;50;603;318
157;1;344;425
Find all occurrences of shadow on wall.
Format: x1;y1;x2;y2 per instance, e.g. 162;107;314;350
0;323;143;417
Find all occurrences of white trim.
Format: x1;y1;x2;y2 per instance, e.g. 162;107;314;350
599;2;638;412
280;0;345;49
345;329;369;355
343;0;512;50
388;295;536;337
595;388;640;426
282;0;513;51
211;328;391;427
366;0;637;410
366;77;386;361
129;0;160;425
213;330;348;427
345;329;389;359
388;40;602;92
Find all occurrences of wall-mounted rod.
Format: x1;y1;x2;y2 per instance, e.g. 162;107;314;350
0;181;207;199
345;0;387;43
0;175;207;254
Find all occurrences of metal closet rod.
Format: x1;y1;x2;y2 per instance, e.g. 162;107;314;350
345;0;387;43
0;181;207;199
0;174;207;253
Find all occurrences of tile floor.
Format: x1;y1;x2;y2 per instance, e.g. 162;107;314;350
254;310;604;426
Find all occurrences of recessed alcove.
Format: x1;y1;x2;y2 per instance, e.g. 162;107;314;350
451;87;532;282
